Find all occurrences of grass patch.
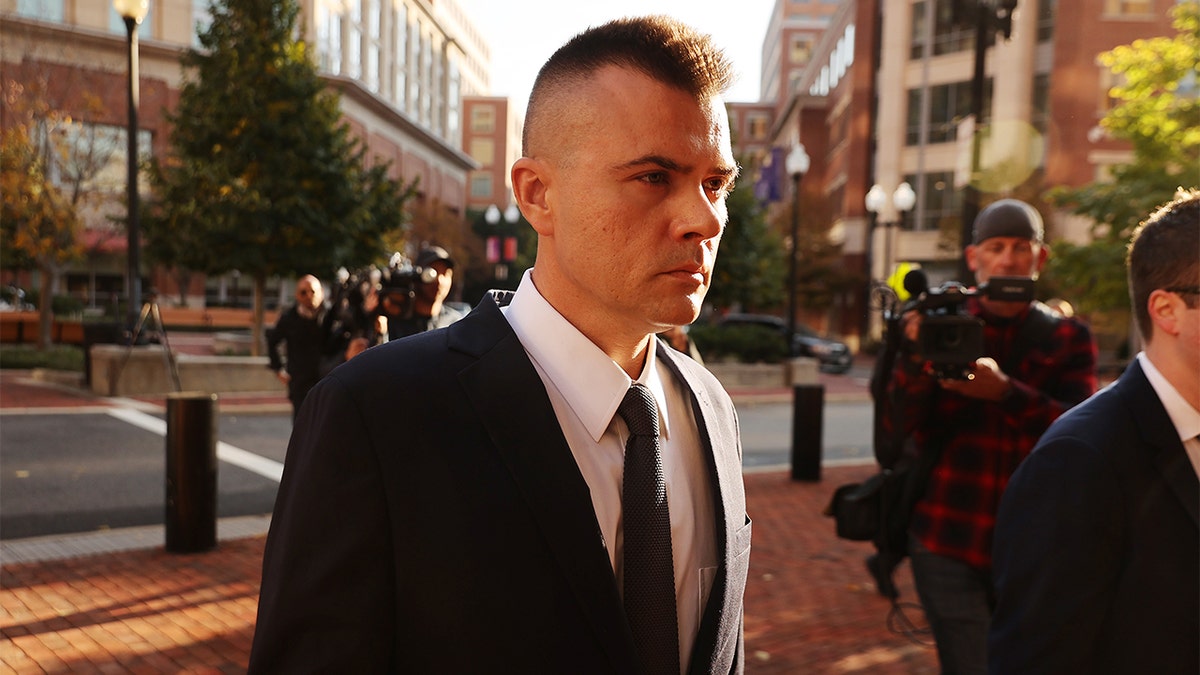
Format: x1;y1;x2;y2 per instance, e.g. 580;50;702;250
0;344;85;372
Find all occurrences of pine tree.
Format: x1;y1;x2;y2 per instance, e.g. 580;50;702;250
145;0;414;353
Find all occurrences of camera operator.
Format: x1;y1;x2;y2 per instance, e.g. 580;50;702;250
378;245;465;340
321;266;388;372
880;199;1097;674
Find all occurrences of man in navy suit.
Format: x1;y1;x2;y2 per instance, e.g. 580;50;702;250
249;16;750;674
989;188;1200;673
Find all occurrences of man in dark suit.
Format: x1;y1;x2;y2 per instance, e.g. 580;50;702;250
989;188;1200;674
249;16;750;674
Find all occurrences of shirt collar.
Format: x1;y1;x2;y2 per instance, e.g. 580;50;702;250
503;270;671;443
1137;352;1200;444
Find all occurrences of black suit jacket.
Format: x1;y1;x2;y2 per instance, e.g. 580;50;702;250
989;359;1199;674
249;293;751;674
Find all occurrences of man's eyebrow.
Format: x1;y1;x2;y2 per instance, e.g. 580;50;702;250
614;154;741;181
614;154;684;172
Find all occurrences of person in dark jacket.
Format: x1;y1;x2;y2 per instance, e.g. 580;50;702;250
990;188;1199;674
266;274;329;419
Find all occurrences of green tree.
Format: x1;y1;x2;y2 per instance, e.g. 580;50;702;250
1047;2;1199;316
144;0;414;353
705;178;786;313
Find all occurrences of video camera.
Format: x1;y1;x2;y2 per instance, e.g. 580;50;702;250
377;252;438;320
909;274;1035;379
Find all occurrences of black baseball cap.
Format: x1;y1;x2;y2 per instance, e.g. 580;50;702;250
416;246;454;268
972;199;1044;244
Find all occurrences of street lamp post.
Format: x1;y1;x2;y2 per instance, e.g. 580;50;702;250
784;142;810;350
115;0;149;341
484;203;521;283
958;0;1017;282
783;142;819;483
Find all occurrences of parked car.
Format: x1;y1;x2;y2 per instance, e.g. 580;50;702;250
711;313;853;374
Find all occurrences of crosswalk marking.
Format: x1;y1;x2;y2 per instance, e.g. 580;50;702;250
106;407;284;483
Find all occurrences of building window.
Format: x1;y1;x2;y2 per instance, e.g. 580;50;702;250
470;173;493;199
910;0;974;59
747;113;770;141
393;5;407;109
790;35;814;66
1031;73;1050;134
16;0;64;22
470;139;495;167
447;60;461;145
1096;66;1126;115
39;121;151;196
408;22;422;117
471;107;496;133
1105;0;1154;17
364;0;383;92
346;0;362;80
316;1;341;74
1038;0;1056;42
912;171;960;232
906;79;993;146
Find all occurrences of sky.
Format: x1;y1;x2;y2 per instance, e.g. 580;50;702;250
454;0;777;114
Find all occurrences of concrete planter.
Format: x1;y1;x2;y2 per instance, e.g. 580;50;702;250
89;344;277;397
704;357;818;389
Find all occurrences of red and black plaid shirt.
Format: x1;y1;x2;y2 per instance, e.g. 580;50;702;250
886;299;1097;570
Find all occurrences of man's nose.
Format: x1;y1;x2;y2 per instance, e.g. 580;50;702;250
673;188;724;240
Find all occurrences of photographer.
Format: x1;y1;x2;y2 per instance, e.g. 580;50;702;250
378;245;465;340
880;199;1097;674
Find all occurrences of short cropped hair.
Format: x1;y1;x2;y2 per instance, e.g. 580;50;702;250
522;15;734;156
1127;187;1200;341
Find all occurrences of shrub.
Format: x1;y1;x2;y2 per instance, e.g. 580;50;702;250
689;323;788;364
0;345;85;371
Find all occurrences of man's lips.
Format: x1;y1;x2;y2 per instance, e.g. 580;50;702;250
664;264;708;284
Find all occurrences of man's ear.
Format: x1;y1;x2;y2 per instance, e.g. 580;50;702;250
1147;289;1183;338
511;157;552;235
965;244;979;272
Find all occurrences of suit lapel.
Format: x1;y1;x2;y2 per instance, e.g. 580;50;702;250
448;296;638;672
1119;361;1200;528
659;344;747;673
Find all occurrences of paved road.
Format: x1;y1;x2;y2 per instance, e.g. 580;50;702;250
1;395;873;540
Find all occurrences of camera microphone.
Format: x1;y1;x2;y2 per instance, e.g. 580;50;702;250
903;268;929;298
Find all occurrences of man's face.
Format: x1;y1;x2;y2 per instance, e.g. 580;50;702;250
295;277;323;309
525;66;737;340
966;236;1047;286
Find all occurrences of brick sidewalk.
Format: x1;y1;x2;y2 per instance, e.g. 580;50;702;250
1;466;936;673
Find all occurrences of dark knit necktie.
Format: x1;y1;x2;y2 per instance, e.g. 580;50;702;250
618;383;680;675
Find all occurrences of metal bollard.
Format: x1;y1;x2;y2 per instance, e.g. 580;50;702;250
165;392;218;553
790;383;824;482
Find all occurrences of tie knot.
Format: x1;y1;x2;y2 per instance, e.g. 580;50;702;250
618;384;659;438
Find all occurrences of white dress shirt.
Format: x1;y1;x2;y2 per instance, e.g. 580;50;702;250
1138;352;1200;478
501;270;718;671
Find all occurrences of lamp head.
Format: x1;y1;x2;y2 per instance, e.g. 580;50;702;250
864;184;887;214
785;143;810;178
113;0;149;23
893;182;916;212
503;203;521;223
